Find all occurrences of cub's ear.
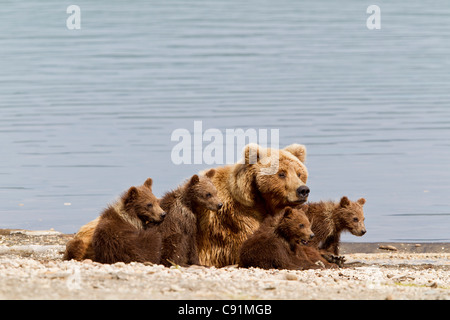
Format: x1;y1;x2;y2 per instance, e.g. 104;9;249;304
339;196;350;208
283;206;294;218
189;174;200;186
125;187;139;205
284;144;307;163
357;198;366;206
205;168;216;179
243;143;262;165
143;178;153;190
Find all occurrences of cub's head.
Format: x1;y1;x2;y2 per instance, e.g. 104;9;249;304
123;178;166;225
186;170;223;212
276;206;315;247
338;197;367;236
235;143;309;210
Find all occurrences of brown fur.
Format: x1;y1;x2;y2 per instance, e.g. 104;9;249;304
302;196;366;256
197;143;310;267
238;207;332;270
74;178;165;264
159;171;222;267
64;217;99;261
64;179;166;262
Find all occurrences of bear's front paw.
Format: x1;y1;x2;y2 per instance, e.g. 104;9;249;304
322;254;346;267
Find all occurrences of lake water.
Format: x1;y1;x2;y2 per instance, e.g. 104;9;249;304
1;1;449;242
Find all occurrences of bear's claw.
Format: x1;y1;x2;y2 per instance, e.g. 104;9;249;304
322;254;346;267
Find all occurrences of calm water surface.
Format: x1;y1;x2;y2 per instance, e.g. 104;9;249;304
1;1;450;242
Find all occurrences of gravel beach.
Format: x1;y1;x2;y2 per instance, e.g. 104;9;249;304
0;229;449;300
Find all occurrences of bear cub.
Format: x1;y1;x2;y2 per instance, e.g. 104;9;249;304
159;170;223;267
91;178;166;264
239;207;333;270
302;196;366;265
64;217;99;261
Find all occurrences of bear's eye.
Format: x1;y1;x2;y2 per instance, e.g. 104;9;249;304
206;193;212;198
299;224;304;229
353;217;358;222
297;173;301;178
147;203;153;208
278;172;286;178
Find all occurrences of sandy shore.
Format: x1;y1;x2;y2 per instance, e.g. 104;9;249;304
0;229;449;300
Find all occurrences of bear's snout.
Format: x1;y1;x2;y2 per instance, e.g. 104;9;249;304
296;186;310;199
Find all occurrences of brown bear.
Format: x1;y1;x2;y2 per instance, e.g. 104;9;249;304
197;143;310;267
64;217;99;261
64;179;166;262
238;207;333;270
158;170;223;267
302;196;366;263
66;178;166;264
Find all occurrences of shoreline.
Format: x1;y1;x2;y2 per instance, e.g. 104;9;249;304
341;242;450;254
2;228;449;254
0;229;449;300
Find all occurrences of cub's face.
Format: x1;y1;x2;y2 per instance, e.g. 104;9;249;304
124;178;166;225
278;207;315;246
340;197;367;236
188;174;223;212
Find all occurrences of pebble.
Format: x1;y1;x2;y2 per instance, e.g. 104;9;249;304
0;231;449;300
284;273;298;281
10;230;62;236
378;245;398;251
0;255;447;300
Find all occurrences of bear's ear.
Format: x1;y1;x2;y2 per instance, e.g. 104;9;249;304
339;196;350;208
357;198;366;206
143;178;153;190
188;174;200;186
283;206;294;218
125;187;139;205
284;144;307;163
205;168;216;179
243;143;262;164
300;204;309;212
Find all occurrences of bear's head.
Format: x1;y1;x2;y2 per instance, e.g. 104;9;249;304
276;206;315;248
231;143;310;212
337;196;367;236
122;178;167;225
185;170;223;212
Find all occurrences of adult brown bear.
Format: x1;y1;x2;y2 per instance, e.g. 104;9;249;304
197;143;310;267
